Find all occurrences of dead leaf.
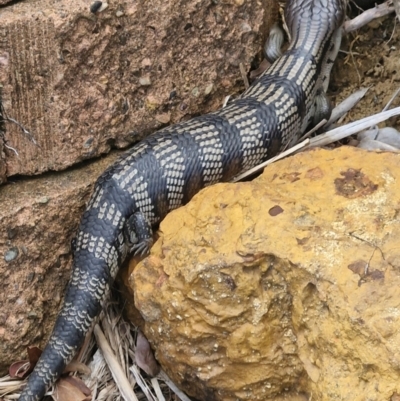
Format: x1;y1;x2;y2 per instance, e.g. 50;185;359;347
135;329;160;377
27;346;42;365
9;360;31;379
9;346;42;378
53;376;91;401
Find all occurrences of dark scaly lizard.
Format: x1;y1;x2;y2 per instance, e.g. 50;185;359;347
18;0;346;399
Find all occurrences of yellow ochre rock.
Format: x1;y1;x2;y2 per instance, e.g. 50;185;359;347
130;146;400;401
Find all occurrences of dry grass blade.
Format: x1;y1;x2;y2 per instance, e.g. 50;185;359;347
157;371;192;401
93;324;139;401
150;378;165;401
84;349;111;400
306;106;400;149
298;118;327;142
82;301;179;401
234;106;400;182
2;395;20;400
232;139;310;182
0;376;22;398
129;365;156;401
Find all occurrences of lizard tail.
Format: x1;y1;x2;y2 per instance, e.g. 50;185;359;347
18;254;111;401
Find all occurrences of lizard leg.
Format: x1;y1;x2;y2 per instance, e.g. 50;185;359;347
124;211;153;256
313;90;333;127
264;22;285;64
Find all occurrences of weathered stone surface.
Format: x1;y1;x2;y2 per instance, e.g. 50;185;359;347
0;109;5;184
0;0;276;180
0;152;120;374
131;147;400;401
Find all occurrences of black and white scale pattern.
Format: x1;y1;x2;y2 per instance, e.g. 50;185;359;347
18;0;346;400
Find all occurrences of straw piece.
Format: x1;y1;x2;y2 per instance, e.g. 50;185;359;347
93;324;139;401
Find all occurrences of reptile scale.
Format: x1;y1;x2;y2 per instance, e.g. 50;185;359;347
18;0;346;399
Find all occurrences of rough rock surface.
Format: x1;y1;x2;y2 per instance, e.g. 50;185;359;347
0;0;274;181
0;152;120;374
131;147;400;401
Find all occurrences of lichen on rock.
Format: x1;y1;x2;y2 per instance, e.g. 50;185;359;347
131;146;400;401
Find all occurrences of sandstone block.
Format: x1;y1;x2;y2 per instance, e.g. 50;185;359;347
0;152;120;374
0;0;274;181
131;147;400;401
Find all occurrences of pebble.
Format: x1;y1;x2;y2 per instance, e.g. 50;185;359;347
240;22;252;33
5;247;19;262
90;1;102;13
99;2;108;12
139;77;151;86
141;58;152;68
204;84;213;95
155;113;171;124
84;137;94;148
90;1;108;13
191;87;199;97
28;311;38;318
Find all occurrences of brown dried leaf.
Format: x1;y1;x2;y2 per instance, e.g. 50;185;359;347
135;330;160;377
27;346;42;365
9;360;31;379
62;376;91;396
9;347;42;378
53;376;91;401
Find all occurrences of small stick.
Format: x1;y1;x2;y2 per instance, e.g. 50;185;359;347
382;86;400;111
344;1;395;32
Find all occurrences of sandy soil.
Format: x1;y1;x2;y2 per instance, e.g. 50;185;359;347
332;9;400;129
